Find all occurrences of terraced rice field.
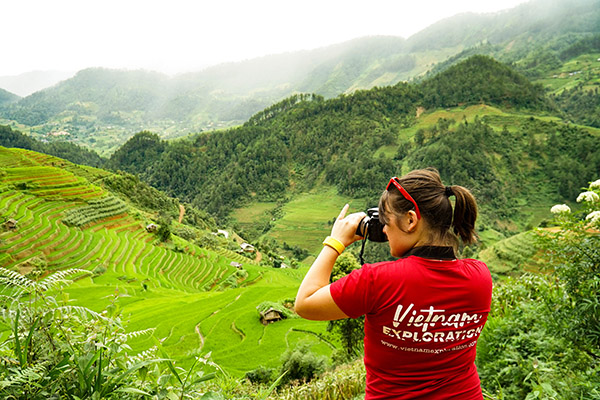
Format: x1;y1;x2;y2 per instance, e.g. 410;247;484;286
478;231;542;276
0;146;331;374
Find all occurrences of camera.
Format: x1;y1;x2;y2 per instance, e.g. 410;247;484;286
356;208;388;242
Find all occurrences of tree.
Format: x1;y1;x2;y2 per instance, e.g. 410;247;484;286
157;215;172;242
327;253;365;360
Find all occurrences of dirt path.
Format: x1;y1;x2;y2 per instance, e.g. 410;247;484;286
178;204;185;223
195;323;204;349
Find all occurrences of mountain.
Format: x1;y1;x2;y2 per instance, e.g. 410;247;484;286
0;88;19;107
1;0;597;156
107;56;600;258
406;0;600;53
0;70;75;97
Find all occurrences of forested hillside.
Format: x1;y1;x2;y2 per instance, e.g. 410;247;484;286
0;88;19;107
108;56;599;240
0;125;105;168
1;0;597;155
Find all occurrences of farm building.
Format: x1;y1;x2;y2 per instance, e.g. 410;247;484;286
259;308;284;325
146;223;158;232
5;218;17;230
240;243;255;253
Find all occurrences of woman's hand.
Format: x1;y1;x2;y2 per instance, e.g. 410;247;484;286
330;204;366;247
294;204;365;321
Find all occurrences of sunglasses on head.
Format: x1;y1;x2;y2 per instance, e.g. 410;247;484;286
386;177;421;219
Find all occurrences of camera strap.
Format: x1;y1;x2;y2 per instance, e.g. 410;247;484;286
358;236;368;265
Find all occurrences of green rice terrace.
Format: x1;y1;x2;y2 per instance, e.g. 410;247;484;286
0;146;333;376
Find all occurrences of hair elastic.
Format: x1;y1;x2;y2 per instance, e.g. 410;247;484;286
445;186;454;197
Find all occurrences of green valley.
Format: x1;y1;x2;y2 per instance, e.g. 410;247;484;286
0;147;333;378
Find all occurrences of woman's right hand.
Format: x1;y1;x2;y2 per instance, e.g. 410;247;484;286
330;204;366;247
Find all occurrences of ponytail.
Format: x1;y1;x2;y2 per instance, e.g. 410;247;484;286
447;185;478;245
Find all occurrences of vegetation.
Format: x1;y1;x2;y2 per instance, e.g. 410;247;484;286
0;88;19;106
0;125;106;168
0;268;217;399
0;146;334;388
477;179;600;399
107;56;599;252
0;3;598;397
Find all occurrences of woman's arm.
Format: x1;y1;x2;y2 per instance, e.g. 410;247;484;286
294;204;365;321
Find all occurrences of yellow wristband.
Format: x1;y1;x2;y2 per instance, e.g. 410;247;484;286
323;236;345;255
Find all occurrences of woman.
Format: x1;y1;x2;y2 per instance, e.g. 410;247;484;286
295;168;492;399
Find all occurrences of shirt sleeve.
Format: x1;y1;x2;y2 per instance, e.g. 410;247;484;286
330;265;373;319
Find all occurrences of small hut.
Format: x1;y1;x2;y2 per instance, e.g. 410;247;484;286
240;243;255;253
260;308;284;325
5;218;17;230
146;223;158;233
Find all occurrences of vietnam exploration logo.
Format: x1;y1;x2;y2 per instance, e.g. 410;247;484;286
382;303;484;344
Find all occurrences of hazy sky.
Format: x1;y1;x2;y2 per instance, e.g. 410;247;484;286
2;0;531;76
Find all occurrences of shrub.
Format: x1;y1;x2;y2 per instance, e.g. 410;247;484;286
477;178;600;399
0;268;216;399
278;343;327;385
245;366;275;385
270;359;366;400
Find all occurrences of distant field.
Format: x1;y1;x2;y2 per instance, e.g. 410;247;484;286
237;187;366;255
535;53;600;93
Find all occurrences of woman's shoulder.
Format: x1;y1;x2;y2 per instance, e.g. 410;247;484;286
460;257;491;272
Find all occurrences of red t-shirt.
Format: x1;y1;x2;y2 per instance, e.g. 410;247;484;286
330;252;492;399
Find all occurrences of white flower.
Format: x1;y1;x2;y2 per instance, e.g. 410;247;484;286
590;179;600;190
576;191;600;203
586;211;600;225
550;204;571;214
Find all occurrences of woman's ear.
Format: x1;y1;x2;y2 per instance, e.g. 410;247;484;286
406;210;419;232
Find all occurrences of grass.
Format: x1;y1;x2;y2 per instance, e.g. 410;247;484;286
230;201;277;224
534;53;600;94
264;187;362;254
0;145;334;377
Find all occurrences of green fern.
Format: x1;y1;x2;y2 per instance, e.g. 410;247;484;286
0;361;49;389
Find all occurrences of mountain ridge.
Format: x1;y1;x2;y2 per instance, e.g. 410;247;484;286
104;55;599;250
1;0;597;155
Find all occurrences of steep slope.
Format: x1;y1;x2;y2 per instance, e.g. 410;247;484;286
0;146;332;375
0;88;19;107
406;0;600;52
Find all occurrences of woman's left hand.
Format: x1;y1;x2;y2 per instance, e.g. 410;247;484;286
330;204;366;247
